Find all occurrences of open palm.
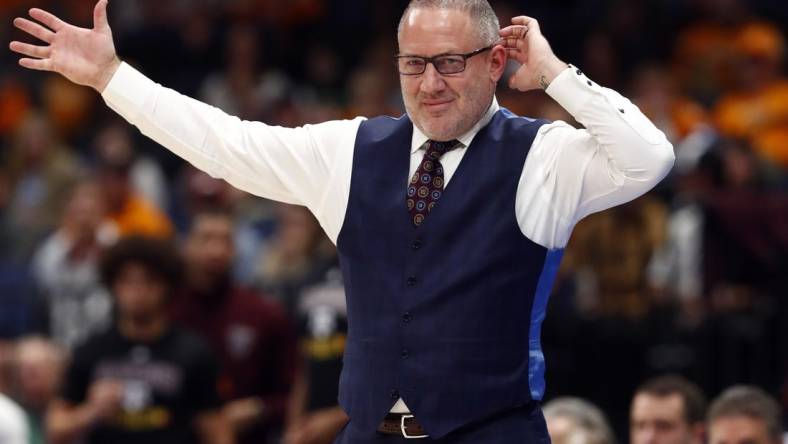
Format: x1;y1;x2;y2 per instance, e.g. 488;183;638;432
9;0;119;92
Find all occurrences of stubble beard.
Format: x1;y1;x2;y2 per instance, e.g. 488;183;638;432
404;88;493;142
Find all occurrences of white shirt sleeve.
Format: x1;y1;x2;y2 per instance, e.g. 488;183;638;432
516;66;675;249
101;62;362;242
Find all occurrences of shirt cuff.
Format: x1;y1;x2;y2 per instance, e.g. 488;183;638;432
101;61;156;123
545;65;597;117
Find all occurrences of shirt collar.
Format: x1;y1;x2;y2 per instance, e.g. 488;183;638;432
410;96;500;154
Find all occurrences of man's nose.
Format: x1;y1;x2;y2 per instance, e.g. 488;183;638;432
420;63;446;94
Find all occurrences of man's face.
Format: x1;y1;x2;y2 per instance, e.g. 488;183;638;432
709;416;777;444
398;8;502;141
113;263;168;322
184;214;234;281
631;393;702;444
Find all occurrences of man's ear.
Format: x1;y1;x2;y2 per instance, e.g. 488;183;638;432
489;44;507;83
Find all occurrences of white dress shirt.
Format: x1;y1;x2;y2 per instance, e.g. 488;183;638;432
101;62;675;413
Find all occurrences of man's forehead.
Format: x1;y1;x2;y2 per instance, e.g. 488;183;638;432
399;7;476;53
633;392;686;417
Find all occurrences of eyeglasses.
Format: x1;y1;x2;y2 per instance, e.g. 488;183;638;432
395;46;492;75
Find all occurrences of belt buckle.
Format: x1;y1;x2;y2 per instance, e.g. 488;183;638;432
400;414;429;439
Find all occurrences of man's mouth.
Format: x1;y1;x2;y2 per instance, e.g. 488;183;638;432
422;98;454;111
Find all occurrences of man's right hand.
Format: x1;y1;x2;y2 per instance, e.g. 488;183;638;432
9;0;121;93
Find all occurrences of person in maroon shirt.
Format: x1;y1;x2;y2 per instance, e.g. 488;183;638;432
170;209;298;444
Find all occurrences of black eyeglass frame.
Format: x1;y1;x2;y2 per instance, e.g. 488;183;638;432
394;46;493;75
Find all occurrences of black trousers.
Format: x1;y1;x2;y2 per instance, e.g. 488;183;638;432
334;403;551;444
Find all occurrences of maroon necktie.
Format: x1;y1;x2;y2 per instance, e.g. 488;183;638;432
407;140;460;226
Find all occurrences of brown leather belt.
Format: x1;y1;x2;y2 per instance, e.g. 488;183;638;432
377;413;430;438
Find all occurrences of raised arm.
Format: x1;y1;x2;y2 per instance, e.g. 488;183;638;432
9;1;361;242
500;16;675;249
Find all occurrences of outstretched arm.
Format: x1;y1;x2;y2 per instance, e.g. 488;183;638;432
9;2;361;242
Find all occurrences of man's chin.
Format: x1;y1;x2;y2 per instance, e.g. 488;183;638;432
420;119;460;141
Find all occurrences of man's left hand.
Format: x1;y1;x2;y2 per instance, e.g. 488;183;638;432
499;16;568;92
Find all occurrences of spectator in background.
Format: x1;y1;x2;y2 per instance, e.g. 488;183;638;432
543;397;616;444
707;385;783;444
713;22;788;168
170;210;296;444
31;180;113;349
1;111;82;261
284;265;348;444
630;375;707;444
95;129;173;239
199;24;289;122
12;336;67;444
93;122;169;213
0;393;28;444
48;236;229;444
254;204;337;317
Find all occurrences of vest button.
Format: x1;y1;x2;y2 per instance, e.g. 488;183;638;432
390;389;399;399
401;349;409;359
412;239;423;250
406;276;418;287
402;313;413;324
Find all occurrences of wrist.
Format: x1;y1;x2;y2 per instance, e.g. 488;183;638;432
536;56;568;90
94;57;122;94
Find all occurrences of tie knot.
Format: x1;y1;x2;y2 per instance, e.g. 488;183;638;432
425;140;460;159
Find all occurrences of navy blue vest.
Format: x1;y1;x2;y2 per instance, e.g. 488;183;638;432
336;110;564;439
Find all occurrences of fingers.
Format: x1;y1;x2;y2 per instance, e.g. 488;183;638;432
13;17;55;44
18;57;53;72
93;0;109;30
499;25;528;39
511;15;538;29
29;8;67;32
9;41;51;59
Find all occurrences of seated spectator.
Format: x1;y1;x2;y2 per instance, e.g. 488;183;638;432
544;397;616;444
93;122;169;213
283;265;348;444
47;236;229;444
31;180;114;349
707;386;783;444
170;210;296;444
0;393;28;444
12;336;67;444
630;375;707;444
254;204;337;316
713;22;788;168
1;111;82;261
96;134;173;239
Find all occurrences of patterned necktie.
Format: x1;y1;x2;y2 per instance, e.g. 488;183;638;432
407;139;460;226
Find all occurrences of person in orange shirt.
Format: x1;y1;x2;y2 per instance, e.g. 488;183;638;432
96;138;174;239
713;22;788;168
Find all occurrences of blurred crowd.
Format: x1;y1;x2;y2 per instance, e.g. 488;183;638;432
0;0;786;443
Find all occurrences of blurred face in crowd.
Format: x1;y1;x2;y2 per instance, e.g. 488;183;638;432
184;213;235;285
113;263;168;323
631;393;703;444
14;339;64;411
546;414;587;444
398;7;505;141
709;416;778;444
99;166;131;212
276;204;323;260
63;182;105;242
